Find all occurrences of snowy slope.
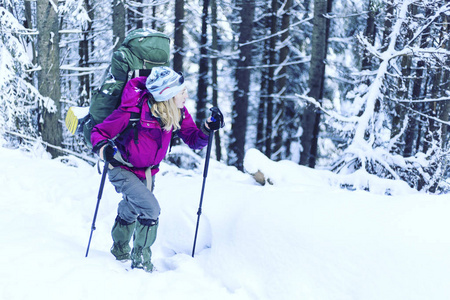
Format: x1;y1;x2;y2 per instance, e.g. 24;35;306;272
1;142;450;300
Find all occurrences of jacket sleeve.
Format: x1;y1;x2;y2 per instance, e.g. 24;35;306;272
177;108;209;150
91;109;131;150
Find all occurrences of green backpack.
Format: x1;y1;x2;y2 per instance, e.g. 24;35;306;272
65;29;170;148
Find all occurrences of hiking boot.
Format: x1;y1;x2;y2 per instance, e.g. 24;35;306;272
131;218;158;272
111;216;136;261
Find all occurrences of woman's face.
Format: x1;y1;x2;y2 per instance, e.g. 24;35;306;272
174;88;188;109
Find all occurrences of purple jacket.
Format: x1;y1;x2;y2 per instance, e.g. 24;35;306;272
91;76;209;180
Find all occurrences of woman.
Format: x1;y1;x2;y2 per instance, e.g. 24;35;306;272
91;66;223;272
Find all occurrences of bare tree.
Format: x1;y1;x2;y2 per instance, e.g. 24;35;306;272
264;0;278;159
128;0;144;30
211;0;222;161
113;0;125;51
36;0;62;158
274;0;292;159
196;0;210;125
256;8;270;154
229;0;256;170
441;17;450;150
173;0;185;73
78;0;94;107
327;0;450;192
300;0;332;167
24;0;36;68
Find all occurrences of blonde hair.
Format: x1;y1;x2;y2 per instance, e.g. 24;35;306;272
150;97;182;132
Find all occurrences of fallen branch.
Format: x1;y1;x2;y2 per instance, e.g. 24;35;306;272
4;130;96;164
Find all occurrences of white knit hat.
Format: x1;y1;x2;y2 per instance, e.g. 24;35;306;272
146;66;185;102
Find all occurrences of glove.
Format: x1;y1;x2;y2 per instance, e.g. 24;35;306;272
206;107;225;131
101;140;117;163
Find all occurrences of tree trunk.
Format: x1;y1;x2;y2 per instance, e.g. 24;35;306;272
404;25;429;157
196;0;209;125
173;0;185;73
211;0;222;161
151;5;157;30
256;12;270;153
381;0;394;52
78;0;93;106
390;55;411;147
425;15;446;155
300;0;332;167
362;0;376;71
265;0;278;159
391;3;419;154
274;0;292;160
112;0;126;51
24;0;36;82
127;6;132;31
441;18;450;149
257;66;267;153
426;66;442;150
36;0;62;158
127;0;143;30
390;3;416;151
441;88;450;149
136;0;143;29
228;0;255;170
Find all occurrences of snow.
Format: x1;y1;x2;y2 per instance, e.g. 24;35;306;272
1;142;450;300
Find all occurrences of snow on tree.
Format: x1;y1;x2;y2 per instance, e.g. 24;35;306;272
0;7;44;145
302;0;450;193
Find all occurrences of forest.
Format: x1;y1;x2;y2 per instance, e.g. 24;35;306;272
1;0;449;193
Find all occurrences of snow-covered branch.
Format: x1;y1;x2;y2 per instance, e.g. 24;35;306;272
295;94;360;123
4;130;97;163
60;65;108;72
239;17;313;47
407;1;450;48
390;96;450;103
397;103;450;126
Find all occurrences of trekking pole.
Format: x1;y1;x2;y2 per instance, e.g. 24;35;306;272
192;131;215;257
85;161;109;257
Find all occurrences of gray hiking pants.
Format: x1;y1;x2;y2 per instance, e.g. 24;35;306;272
107;167;160;224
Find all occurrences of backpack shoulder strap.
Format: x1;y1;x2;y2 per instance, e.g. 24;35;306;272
129;94;148;144
115;94;148;145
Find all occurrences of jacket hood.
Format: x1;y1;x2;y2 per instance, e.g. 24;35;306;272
120;77;149;112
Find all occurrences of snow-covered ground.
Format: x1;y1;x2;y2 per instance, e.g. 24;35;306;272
1;141;450;300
